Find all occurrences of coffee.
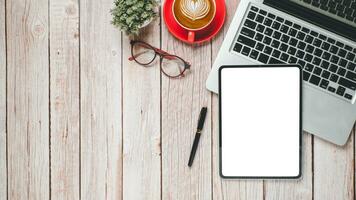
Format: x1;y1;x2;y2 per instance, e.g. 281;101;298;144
173;0;216;30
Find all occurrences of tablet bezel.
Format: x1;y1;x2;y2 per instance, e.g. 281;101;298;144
218;64;302;179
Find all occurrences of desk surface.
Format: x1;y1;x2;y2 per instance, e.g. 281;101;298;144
0;0;355;199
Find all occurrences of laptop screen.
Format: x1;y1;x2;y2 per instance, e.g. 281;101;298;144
290;0;356;28
265;0;356;41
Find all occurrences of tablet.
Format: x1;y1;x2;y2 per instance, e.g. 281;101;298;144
219;65;302;179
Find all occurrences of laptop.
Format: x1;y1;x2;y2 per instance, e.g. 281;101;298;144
206;0;356;145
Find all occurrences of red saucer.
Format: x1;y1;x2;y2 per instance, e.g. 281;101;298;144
163;0;226;44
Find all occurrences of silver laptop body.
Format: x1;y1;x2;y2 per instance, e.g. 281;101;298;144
206;0;356;145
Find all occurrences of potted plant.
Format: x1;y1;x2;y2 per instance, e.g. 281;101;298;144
111;0;159;35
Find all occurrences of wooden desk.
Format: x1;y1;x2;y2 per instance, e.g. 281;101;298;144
0;0;354;199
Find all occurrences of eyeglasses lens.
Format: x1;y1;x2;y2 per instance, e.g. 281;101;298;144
161;55;186;77
132;42;156;65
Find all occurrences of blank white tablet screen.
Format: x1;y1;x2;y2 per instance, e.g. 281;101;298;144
220;66;301;178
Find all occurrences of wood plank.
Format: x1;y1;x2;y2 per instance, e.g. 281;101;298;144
0;0;6;198
314;131;354;200
80;0;122;199
211;0;263;199
49;0;80;199
6;0;50;199
161;13;212;200
264;133;313;200
122;22;161;200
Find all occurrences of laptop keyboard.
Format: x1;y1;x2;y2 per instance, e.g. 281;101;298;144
232;5;356;103
303;0;356;23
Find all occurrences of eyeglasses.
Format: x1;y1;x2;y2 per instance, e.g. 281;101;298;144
129;40;191;78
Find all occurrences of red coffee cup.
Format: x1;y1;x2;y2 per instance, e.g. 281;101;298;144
172;0;217;43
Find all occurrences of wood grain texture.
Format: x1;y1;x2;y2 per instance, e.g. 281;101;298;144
161;12;212;200
212;0;264;199
0;0;6;198
49;0;80;199
264;133;313;200
6;0;50;199
122;22;161;200
314;131;355;200
80;0;122;199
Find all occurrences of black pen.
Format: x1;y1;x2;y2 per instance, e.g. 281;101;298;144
188;107;208;167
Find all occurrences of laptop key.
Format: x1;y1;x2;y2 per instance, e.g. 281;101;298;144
272;21;281;29
309;75;321;86
338;49;347;57
233;43;243;53
306;45;315;53
259;9;267;15
269;57;283;64
255;33;263;41
288;47;297;55
347;63;356;71
344;93;353;100
237;35;256;48
263;36;272;45
314;67;322;75
279;43;288;52
330;45;338;54
264;28;273;36
313;38;322;47
312;57;321;65
314;48;322;57
281;34;290;43
329;64;338;72
330;74;339;82
251;6;259;12
305;54;313;62
264;46;273;55
322;70;331;79
322;52;331;60
289;56;297;63
346;71;356;81
271;40;280;48
241;27;256;38
247;11;256;20
256;14;264;23
298;60;306;68
242;46;251;56
346;52;355;61
250;50;259;59
272;49;281;58
320;79;329;89
303;71;311;81
337;68;346;76
256;43;264;51
280;53;289;62
331;55;339;64
305;63;314;72
321;42;330;51
288;28;297;37
328;86;336;93
338;77;356;90
264;18;272;26
339;59;347;67
296;50;305;59
336;86;346;96
272;32;281;40
258;53;269;63
280;25;289;33
244;19;257;29
321;60;330;69
305;35;314;43
256;24;265;33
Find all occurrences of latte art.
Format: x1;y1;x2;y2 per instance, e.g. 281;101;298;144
180;0;211;21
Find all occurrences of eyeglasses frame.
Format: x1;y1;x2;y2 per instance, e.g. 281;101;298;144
129;40;191;78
